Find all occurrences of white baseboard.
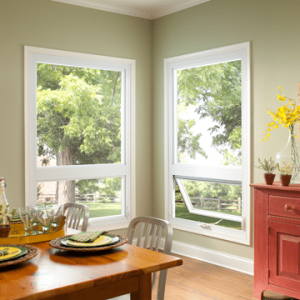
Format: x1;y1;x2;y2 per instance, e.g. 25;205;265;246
131;237;253;275
171;240;254;275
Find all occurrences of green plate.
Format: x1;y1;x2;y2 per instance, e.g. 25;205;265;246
60;234;120;248
0;246;28;263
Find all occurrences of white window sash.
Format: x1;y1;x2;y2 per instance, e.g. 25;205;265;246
164;42;251;245
24;46;136;229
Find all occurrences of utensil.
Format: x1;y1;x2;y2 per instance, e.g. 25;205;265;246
50;234;127;252
64;235;118;247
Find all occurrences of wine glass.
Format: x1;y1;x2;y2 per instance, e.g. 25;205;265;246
37;209;53;233
19;208;33;236
51;205;64;230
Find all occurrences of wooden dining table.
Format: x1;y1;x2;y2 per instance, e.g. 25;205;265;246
0;238;182;300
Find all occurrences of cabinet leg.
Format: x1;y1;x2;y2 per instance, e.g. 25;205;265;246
254;290;264;300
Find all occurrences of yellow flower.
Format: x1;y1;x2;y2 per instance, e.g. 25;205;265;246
263;87;300;141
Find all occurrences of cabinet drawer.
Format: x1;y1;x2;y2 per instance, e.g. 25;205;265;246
269;195;300;219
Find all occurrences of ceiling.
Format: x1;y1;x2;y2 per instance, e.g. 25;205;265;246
52;0;210;20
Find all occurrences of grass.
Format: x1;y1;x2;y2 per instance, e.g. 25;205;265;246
175;203;242;230
83;202;121;218
37;202;122;219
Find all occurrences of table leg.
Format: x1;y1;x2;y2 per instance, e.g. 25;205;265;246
130;273;152;300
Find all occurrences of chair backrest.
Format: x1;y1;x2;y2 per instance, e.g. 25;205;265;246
127;216;173;300
63;203;89;232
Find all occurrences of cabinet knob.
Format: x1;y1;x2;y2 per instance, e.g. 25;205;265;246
285;204;294;211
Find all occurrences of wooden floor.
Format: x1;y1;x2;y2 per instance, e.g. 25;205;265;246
152;254;295;300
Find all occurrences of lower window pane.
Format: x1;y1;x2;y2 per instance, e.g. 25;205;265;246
175;180;242;230
37;178;122;218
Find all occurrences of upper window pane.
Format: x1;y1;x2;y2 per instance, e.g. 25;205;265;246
36;63;122;167
176;60;242;167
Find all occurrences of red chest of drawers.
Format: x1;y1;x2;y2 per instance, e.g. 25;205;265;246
251;182;300;300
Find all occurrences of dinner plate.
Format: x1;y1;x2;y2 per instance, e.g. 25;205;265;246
0;244;38;268
60;234;120;248
50;234;128;252
0;246;28;262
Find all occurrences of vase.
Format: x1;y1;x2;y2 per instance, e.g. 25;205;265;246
280;174;292;186
276;125;300;183
264;173;275;185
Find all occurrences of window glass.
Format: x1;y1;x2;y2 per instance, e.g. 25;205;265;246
176;61;242;167
37;178;122;218
37;64;122;167
175;179;242;230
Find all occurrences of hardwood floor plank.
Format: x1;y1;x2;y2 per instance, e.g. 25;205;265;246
152;254;294;300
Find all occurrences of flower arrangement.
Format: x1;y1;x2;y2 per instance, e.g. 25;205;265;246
277;162;293;175
261;86;300;184
262;87;300;141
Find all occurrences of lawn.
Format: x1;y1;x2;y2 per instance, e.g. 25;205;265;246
84;202;121;218
175;203;242;230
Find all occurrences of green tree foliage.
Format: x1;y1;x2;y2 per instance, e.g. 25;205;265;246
175;61;243;221
177;60;242;166
180;180;241;201
37;64;122;202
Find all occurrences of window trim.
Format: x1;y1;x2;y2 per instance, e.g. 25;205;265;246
24;46;136;230
164;42;251;245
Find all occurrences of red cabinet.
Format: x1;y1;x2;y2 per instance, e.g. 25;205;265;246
252;183;300;300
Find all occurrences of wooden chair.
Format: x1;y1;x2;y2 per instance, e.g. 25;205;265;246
63;203;89;232
111;216;173;300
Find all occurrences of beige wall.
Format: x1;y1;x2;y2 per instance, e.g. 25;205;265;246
152;0;300;259
0;0;153;218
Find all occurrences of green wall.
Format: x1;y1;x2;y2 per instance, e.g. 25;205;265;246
0;0;153;218
152;0;300;259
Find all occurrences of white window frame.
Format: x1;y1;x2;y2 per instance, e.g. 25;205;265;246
164;42;251;244
24;46;136;230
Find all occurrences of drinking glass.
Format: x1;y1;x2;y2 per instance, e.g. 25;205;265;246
19;208;33;236
51;205;64;229
37;209;53;233
28;207;39;234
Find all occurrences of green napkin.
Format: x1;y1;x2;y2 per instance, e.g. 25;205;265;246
0;248;9;256
68;231;107;243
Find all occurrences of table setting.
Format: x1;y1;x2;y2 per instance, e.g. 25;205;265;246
0;205;128;268
50;231;128;252
0;244;38;268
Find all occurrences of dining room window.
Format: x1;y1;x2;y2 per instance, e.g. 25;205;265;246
25;46;136;229
164;43;251;244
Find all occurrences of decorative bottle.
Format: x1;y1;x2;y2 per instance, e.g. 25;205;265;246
276;125;300;183
0;178;9;215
